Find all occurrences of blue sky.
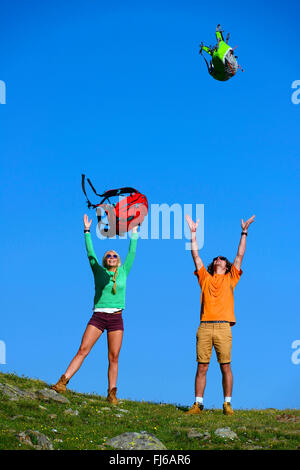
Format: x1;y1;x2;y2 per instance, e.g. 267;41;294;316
1;0;299;409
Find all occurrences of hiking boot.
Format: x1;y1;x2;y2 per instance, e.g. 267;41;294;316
223;402;234;415
50;374;69;394
107;387;118;405
185;402;204;415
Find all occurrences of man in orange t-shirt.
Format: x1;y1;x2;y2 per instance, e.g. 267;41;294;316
185;214;255;416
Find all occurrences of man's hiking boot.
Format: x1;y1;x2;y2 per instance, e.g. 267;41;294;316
50;374;69;394
107;387;118;405
223;402;234;415
185;402;204;415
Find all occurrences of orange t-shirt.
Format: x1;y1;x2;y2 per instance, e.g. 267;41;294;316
194;264;243;326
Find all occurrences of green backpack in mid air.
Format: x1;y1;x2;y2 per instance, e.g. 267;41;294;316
199;24;244;81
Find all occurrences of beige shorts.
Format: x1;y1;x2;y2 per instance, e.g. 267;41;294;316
196;322;232;364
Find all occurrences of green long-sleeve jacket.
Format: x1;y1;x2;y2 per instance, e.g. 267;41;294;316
85;232;138;310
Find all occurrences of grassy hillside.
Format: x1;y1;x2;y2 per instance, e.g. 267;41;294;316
0;372;299;450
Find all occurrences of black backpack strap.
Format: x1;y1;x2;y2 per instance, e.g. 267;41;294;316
82;175;139;208
86;177;103;197
81;174;99;208
100;187;138;201
199;45;212;74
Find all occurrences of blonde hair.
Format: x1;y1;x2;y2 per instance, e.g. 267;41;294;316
102;251;121;295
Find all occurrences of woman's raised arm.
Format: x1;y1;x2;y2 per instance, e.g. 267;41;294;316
122;225;139;276
83;214;101;273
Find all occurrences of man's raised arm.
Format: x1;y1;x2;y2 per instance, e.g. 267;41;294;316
233;215;255;271
185;215;204;272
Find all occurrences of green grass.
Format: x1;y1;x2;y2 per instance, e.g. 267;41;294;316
0;371;299;450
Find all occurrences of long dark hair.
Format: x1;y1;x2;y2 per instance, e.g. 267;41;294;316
207;256;232;275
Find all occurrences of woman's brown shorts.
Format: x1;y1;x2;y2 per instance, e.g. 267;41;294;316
196;322;232;364
88;311;124;333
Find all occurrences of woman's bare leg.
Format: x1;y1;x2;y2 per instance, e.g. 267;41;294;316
107;330;123;390
64;325;103;380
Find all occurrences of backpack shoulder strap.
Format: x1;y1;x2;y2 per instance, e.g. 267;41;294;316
81;174;97;208
82;175;139;207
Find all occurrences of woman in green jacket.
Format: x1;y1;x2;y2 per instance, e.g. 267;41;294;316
51;214;139;404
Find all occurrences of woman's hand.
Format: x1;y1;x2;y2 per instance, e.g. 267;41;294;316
185;214;199;233
83;214;92;230
241;215;255;233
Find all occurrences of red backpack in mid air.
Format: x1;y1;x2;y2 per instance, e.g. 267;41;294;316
81;174;148;237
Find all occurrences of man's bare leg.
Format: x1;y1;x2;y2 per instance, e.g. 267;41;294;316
220;362;233;397
220;363;234;415
195;363;209;397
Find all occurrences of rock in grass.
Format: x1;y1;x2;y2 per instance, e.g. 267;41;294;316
35;388;70;404
116;408;130;413
187;429;210;440
214;427;238;440
275;414;300;423
0;382;36;401
17;430;53;450
64;408;79;416
0;382;69;404
105;431;167;450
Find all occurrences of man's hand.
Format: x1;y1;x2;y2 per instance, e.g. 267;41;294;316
241;215;255;233
185;214;200;232
185;215;203;271
234;215;255;270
